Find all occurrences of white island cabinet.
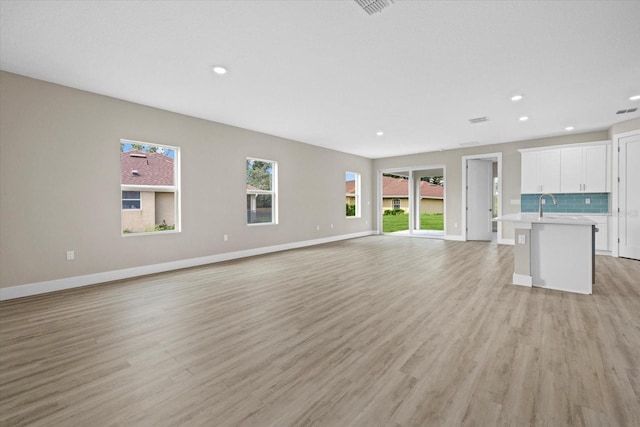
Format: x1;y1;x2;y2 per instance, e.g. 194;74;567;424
495;214;596;294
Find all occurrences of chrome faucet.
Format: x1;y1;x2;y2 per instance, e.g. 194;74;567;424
538;193;558;219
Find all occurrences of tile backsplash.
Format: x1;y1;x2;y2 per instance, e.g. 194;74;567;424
521;193;609;214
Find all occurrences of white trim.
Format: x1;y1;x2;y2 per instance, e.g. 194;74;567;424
535;283;591;295
121;185;176;192
0;231;375;301
461;153;503;242
611;129;639;258
499;238;515;245
518;140;610;153
345;171;362;218
513;273;533;286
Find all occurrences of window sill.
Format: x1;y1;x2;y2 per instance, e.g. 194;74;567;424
122;229;180;237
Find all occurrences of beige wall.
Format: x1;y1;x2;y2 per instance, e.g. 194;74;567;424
609;117;640;137
155;192;175;227
121;191;175;233
381;198;443;214
2;71;638;289
420;198;443;215
382;197;409;212
122;191;156;233
0;72;374;288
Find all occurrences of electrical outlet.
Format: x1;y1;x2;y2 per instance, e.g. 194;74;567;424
585;198;591;205
330;224;334;229
66;250;75;261
316;225;320;231
223;234;228;241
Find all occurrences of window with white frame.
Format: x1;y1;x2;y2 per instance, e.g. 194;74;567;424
247;158;277;224
392;198;401;210
122;191;141;209
345;171;361;217
120;140;180;234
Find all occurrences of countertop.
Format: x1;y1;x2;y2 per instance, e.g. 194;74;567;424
494;213;597;226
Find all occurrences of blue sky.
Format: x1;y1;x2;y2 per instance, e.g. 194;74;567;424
121;141;175;159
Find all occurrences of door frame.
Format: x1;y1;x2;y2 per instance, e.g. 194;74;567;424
461;152;504;243
611;129;640;258
376;164;446;236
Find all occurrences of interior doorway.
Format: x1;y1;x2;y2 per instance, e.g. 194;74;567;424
462;153;503;243
378;166;446;239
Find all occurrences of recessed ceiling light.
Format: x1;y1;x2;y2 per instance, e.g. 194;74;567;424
511;94;523;102
630;95;640;101
519;116;529;121
565;126;575;131
212;66;227;75
376;131;384;136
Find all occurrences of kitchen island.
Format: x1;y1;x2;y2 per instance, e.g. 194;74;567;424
495;213;596;294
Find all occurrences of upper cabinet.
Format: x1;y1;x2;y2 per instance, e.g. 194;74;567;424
521;149;561;193
560;144;609;193
520;141;610;194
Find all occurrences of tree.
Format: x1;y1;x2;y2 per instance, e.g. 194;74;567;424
422;176;444;186
247;160;273;191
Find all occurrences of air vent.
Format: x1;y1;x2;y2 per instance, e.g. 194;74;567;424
130;153;147;158
131;170;140;176
354;0;395;15
616;108;638;114
469;116;489;124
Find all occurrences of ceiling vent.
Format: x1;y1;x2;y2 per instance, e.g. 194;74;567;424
468;116;489;124
354;0;395;15
616;108;638;114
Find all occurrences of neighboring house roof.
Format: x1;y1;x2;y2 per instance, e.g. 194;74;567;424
346;180;356;195
383;176;444;199
346;176;443;198
121;150;174;186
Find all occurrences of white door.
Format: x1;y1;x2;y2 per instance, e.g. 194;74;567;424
467;159;493;241
619;132;640;260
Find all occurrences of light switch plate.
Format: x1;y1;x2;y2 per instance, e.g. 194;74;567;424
518;235;526;245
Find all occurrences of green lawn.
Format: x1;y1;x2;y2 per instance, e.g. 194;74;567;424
382;213;444;233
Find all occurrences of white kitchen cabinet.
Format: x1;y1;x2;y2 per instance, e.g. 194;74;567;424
560;143;609;193
521;149;561;193
521;141;610;194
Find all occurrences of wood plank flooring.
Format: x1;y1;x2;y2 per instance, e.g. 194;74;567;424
1;236;639;426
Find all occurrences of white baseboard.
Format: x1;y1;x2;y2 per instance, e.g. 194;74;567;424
0;231;375;301
499;238;515;245
445;234;465;241
512;273;533;287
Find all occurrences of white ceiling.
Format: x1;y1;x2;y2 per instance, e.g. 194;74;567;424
1;1;639;159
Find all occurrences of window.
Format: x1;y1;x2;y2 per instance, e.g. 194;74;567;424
120;140;180;234
392;198;400;209
345;171;361;217
247;158;277;224
122;191;141;209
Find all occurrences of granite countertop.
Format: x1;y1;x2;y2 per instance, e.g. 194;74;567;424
494;213;597;225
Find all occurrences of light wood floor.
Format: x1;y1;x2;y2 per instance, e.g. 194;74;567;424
1;236;639;426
